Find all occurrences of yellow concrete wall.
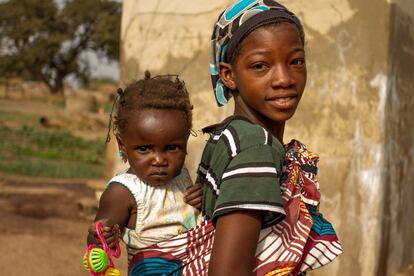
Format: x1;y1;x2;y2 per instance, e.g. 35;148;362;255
117;1;414;275
119;1;234;178
282;0;389;275
379;1;414;274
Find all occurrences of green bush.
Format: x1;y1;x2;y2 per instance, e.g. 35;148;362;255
0;125;105;178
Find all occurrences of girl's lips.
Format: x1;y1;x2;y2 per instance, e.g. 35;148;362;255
267;95;298;109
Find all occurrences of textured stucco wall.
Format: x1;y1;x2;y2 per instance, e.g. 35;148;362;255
379;1;414;274
117;1;414;275
282;0;390;275
119;1;233;177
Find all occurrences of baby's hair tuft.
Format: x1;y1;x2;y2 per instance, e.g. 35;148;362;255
106;71;193;142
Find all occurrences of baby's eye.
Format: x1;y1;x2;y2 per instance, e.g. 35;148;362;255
167;145;181;151
136;145;150;153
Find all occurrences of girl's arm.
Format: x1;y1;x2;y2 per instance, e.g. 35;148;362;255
208;210;263;276
87;183;135;247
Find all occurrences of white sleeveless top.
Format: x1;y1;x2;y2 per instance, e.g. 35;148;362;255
107;167;200;263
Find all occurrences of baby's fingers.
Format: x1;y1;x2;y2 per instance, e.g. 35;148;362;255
186;197;202;209
88;235;103;246
185;184;203;202
88;219;113;244
185;183;202;193
106;225;121;249
105;233;116;247
89;218;111;233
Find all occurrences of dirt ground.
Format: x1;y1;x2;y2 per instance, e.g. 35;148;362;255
0;94;127;275
0;173;128;275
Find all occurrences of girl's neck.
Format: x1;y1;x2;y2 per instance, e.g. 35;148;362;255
233;103;285;143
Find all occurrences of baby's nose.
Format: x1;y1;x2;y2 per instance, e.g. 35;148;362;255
153;153;167;166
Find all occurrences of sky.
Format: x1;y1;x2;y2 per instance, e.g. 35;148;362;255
57;0;121;87
55;0;120;83
87;51;120;81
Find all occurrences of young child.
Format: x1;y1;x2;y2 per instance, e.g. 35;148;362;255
86;72;202;271
197;0;342;275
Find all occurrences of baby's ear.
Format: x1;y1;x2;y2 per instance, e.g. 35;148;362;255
219;62;236;90
115;134;125;152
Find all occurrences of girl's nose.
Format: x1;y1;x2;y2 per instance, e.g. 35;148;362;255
271;65;293;88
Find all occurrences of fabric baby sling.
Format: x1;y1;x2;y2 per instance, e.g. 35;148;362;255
127;140;342;276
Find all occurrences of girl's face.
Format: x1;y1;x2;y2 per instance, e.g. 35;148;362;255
117;109;188;186
221;23;306;131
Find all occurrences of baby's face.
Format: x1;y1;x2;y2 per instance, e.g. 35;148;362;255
118;108;188;186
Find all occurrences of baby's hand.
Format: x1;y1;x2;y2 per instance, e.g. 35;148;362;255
87;219;121;249
184;182;203;209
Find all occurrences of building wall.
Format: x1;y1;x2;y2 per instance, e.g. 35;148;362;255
119;1;233;177
379;1;414;274
283;0;389;275
118;1;414;275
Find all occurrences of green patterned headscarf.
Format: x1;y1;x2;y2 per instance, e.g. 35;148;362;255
210;0;304;106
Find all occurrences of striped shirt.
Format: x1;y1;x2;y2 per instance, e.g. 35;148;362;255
197;116;286;228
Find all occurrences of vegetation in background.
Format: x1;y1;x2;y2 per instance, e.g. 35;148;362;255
0;124;105;178
0;0;121;94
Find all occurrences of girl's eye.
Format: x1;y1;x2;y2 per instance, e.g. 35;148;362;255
291;58;305;66
251;63;267;71
136;146;150;153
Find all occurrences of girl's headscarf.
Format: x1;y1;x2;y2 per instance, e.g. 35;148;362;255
210;0;304;106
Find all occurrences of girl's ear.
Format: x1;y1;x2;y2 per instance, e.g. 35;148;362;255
219;62;236;90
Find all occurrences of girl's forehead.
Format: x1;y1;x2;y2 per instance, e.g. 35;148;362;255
236;24;304;60
243;22;303;45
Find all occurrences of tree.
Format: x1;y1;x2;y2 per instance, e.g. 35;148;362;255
0;0;121;94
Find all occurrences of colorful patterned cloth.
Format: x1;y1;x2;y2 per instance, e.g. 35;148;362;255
127;140;342;275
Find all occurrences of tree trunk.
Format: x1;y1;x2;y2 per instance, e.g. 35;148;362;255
50;77;64;94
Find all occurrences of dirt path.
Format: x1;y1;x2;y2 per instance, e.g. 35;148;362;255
0;174;128;275
0;93;124;275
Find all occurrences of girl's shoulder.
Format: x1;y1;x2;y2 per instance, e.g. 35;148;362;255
203;115;284;154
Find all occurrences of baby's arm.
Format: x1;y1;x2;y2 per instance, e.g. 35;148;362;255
208;210;263;276
87;183;134;248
